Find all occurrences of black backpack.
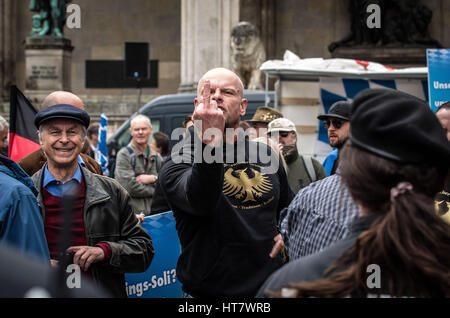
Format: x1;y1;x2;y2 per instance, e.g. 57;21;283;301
109;146;162;178
124;146;162;173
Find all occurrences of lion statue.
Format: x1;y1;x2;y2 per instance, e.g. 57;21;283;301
231;22;266;90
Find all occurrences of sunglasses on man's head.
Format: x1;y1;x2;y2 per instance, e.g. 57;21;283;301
323;119;344;129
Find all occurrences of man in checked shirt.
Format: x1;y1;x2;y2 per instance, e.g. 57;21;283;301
280;102;360;260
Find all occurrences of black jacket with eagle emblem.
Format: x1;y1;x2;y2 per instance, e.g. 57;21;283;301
159;126;294;297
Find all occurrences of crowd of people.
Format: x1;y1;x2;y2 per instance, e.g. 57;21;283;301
0;66;449;298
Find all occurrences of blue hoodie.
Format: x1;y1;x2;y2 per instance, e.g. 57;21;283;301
323;148;339;176
0;155;50;264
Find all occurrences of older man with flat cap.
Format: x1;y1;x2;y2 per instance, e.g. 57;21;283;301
31;101;154;297
317;100;352;176
18;91;102;176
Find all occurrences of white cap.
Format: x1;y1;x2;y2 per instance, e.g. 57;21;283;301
268;118;297;134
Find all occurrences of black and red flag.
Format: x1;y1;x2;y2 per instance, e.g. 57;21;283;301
8;85;41;161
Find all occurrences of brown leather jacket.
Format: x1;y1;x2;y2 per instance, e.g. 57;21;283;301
18;148;103;177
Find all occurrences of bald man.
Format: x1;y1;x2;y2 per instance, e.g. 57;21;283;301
159;68;294;297
18;91;102;176
41;91;85;110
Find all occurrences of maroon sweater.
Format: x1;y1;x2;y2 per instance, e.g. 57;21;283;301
43;178;111;261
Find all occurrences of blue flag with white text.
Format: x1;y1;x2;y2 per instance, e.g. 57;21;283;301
427;49;450;112
99;114;109;176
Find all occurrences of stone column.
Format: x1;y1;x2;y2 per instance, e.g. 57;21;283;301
0;0;16;102
239;0;275;59
260;0;275;60
179;0;240;93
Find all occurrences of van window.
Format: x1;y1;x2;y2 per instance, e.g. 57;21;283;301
116;118;161;149
169;116;189;145
171;116;186;131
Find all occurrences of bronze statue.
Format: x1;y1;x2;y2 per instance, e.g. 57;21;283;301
30;0;71;37
329;0;441;52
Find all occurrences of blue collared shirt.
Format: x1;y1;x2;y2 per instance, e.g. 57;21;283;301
43;155;84;197
78;155;86;168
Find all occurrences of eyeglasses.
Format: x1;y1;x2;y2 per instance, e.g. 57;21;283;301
323;119;344;129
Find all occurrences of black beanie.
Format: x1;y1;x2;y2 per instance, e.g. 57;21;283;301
350;89;450;166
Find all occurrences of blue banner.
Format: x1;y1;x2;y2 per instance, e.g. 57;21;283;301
125;211;182;298
427;49;450;112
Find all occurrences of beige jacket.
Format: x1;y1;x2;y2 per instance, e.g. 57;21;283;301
114;143;161;215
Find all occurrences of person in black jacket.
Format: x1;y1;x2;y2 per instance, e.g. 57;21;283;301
159;67;294;297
